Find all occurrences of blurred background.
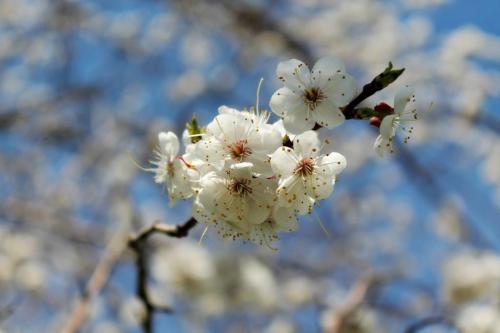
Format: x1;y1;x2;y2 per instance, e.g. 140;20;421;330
0;0;499;332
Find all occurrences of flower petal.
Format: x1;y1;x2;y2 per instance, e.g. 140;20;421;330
247;125;282;153
269;87;301;118
220;194;249;224
373;135;387;158
218;105;240;116
277;59;311;93
198;172;225;211
229;162;253;179
323;73;357;106
316;152;347;176
293;130;321;158
244;152;272;176
192;197;213;225
194;137;225;169
311;56;346;88
273;206;299;232
206;113;243;142
250;221;278;247
380;114;397;139
158;131;179;158
294;193;315;215
270;146;297;178
271;119;287;137
394;85;415;114
216;219;248;240
169;159;194;201
314;99;346;128
282;104;315;134
247;198;271;225
305;172;335;200
276;175;302;207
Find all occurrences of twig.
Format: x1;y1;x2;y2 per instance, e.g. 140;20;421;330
128;217;198;333
128;217;198;245
62;228;130;333
342;64;404;119
62;217;198;333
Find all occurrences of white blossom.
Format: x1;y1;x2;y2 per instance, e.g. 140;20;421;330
150;131;197;206
239;258;278;310
193;195;296;247
443;250;500;304
194;106;282;176
119;297;146;328
374;86;417;157
270;131;346;215
146;59;419;248
270;56;357;133
195;162;277;238
456;304;500;333
152;240;216;296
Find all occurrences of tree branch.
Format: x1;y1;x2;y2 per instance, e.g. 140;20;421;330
128;217;198;333
62;217;198;333
342;63;404;119
62;229;129;333
128;217;198;246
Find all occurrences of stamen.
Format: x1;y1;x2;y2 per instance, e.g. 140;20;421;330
227;178;253;197
177;156;197;170
303;87;326;111
313;210;331;239
255;78;264;115
293;158;316;177
227;139;252;161
198;225;209;245
128;152;153;172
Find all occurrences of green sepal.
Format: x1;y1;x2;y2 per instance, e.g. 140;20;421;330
186;114;204;143
282;134;293;148
354;107;376;119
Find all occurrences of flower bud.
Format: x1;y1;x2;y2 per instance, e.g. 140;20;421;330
374;102;394;115
369;116;381;128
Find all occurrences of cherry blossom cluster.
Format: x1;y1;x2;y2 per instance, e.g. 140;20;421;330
150;56;419;246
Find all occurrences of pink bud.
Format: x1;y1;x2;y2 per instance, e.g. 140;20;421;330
374;102;394;115
369;116;381;128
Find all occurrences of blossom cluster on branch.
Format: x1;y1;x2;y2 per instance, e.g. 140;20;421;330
149;56;419;247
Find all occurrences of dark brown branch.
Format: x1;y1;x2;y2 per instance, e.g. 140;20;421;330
343;63;405;119
128;217;198;333
129;217;198;245
130;239;155;333
312;64;405;131
63;218;198;333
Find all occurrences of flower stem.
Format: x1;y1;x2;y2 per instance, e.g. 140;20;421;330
343;62;405;119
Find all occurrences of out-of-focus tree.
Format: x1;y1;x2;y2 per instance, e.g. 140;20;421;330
0;0;499;332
